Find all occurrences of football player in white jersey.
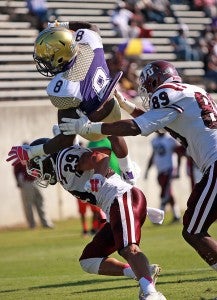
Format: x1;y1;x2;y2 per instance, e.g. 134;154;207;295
57;60;217;272
6;21;137;185
145;132;181;223
26;139;166;300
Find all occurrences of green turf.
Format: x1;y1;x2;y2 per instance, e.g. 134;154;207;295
0;216;216;300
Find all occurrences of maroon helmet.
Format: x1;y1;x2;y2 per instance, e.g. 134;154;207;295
139;60;182;110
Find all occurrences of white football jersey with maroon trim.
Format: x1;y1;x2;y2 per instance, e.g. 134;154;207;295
55;145;132;214
135;82;217;173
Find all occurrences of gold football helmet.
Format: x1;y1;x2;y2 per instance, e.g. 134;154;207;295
33;27;78;77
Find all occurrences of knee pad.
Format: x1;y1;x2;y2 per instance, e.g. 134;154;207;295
79;257;104;274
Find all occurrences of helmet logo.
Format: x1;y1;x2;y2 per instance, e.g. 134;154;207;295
142;66;154;81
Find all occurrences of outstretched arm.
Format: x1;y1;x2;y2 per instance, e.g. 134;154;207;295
101;119;141;136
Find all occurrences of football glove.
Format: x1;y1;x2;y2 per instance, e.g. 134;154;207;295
6;144;45;166
84;174;105;194
59;110;102;136
6;145;31;166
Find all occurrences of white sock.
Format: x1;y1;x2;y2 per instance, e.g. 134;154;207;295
139;277;156;294
118;155;133;172
123;265;136;279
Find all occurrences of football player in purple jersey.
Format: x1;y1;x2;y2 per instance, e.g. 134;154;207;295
7;21;138;185
26;139;165;300
58;60;217;272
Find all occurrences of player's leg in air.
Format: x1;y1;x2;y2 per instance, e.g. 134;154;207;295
86;96;140;185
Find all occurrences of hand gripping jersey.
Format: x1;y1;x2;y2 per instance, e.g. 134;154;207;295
55;145;132;215
135;82;217;173
47;29;113;114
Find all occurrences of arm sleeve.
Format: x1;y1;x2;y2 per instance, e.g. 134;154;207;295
134;107;181;136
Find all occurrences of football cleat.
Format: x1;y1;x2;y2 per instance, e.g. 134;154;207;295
121;161;141;185
122;170;136;185
149;264;162;285
139;291;167;300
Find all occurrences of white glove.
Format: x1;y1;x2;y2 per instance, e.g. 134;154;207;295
59;110;102;136
59;114;90;135
47;20;69;28
84;174;105;194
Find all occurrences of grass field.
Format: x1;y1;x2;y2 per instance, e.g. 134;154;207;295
0;216;216;300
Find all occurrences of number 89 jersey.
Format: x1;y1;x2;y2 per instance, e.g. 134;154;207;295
136;82;217;173
47;28;111;114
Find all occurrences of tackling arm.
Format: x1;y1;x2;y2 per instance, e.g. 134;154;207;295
101;120;141;136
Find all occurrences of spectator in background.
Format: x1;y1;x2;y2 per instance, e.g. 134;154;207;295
128;17;153;39
170;24;200;61
106;47;140;98
192;0;217;19
111;0;152;39
13;142;53;229
144;132;181;223
137;0;171;24
26;0;56;32
111;1;134;38
204;37;217;92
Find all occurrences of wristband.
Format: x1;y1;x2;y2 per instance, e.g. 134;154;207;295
87;122;103;134
29;144;45;159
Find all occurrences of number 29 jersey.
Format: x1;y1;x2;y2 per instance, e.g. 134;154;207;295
55;145;132;215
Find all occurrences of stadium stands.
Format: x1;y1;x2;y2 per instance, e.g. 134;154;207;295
0;0;216;101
